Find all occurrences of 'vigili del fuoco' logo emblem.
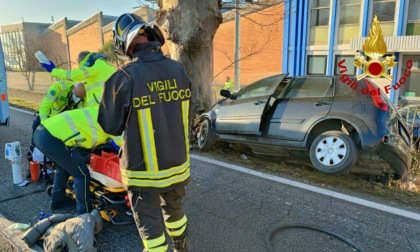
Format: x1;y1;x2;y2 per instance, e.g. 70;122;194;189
338;16;413;95
354;16;397;81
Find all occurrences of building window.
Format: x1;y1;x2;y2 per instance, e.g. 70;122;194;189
337;0;361;44
373;0;396;36
309;0;330;45
307;55;327;75
334;55;356;75
406;0;420;35
399;56;420;104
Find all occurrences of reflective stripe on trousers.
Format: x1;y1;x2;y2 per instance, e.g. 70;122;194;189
128;187;187;252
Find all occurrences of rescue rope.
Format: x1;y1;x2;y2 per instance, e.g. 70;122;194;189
265;224;367;252
0;189;44;204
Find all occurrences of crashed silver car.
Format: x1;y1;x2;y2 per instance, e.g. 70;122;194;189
197;74;411;182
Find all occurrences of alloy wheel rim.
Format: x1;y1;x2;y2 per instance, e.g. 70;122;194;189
315;136;347;166
198;123;208;145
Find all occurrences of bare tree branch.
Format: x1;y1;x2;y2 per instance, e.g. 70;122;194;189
213;33;271;79
215;47;234;65
6;31;43;91
239;12;283;27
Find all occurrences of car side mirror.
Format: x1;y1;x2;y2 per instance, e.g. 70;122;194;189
220;89;231;98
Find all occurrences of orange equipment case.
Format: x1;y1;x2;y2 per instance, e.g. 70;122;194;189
90;151;122;183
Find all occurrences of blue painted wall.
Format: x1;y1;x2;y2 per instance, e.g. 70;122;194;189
283;0;309;76
390;0;407;104
326;0;338;75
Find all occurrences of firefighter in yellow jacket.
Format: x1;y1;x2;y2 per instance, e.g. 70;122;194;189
98;14;190;252
33;107;118;215
41;51;115;108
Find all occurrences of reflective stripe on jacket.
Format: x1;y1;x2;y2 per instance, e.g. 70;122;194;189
98;41;191;191
39;81;73;121
41;107;110;149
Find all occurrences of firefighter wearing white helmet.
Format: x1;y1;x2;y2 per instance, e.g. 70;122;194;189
98;13;191;252
112;13;165;60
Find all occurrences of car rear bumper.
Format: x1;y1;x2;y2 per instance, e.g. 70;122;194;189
369;133;411;179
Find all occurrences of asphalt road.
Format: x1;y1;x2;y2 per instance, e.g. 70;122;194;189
0;108;420;252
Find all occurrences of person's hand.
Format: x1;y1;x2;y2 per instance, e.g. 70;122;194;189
41;61;56;72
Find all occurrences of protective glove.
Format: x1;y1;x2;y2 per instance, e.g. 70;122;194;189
41;61;56;72
109;139;120;152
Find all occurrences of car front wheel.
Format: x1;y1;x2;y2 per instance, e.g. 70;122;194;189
309;131;358;175
197;119;215;151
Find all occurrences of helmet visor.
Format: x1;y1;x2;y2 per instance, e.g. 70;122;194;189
115;14;136;36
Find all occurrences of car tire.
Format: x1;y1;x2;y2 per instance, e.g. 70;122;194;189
46;184;53;196
197;119;215;151
309;131;358;175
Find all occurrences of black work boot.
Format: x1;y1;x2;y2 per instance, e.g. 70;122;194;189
26;151;33;179
50;197;76;210
172;232;187;252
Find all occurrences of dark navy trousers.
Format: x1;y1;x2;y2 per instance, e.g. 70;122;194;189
33;124;92;215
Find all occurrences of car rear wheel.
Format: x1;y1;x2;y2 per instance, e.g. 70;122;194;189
197;119;215;151
309;131;358;175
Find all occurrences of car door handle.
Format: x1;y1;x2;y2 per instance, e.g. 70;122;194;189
314;101;331;106
254;100;265;105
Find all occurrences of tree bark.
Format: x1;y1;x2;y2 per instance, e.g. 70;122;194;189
155;0;222;119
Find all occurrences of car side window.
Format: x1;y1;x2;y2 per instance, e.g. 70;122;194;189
334;76;363;97
284;77;333;98
235;76;282;100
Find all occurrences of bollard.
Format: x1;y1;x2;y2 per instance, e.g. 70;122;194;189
11;158;23;184
5;141;23;184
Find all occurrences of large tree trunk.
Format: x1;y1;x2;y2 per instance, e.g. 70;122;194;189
156;0;222;120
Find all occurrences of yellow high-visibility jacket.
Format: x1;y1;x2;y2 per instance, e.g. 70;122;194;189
41;107;110;149
50;53;115;108
223;80;234;92
39;81;74;121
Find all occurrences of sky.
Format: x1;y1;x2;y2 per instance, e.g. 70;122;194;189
0;0;151;26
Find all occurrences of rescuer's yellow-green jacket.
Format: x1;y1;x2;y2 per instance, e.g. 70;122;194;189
39;81;75;121
223;80;234;93
41;107;112;149
50;53;115;108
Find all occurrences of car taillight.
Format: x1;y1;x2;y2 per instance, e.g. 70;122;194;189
365;79;389;112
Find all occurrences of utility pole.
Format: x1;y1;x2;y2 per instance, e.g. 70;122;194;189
234;0;240;91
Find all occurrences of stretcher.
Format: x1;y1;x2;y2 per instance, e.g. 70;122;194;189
46;150;133;225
